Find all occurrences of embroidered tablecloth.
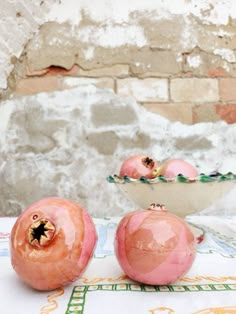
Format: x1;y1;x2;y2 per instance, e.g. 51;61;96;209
0;216;236;314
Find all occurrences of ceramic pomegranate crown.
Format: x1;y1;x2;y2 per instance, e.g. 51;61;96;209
114;203;196;285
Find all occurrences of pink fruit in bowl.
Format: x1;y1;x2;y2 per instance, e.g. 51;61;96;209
119;155;158;179
153;158;198;178
114;204;196;285
10;197;97;291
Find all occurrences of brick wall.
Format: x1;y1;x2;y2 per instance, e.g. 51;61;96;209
1;1;236;124
13;64;236;125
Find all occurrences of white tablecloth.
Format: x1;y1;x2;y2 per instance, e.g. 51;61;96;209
0;216;236;314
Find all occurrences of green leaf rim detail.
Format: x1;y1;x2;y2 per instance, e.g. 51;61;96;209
106;172;236;184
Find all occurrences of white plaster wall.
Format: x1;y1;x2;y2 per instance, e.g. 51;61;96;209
46;0;236;25
0;86;236;217
1;0;236;89
0;1;48;88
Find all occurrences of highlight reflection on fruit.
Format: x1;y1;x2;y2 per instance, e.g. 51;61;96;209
10;197;97;291
153;158;198;178
114;204;196;285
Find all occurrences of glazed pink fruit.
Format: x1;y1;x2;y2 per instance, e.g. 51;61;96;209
114;204;196;285
119;155;158;179
10;197;97;291
154;159;198;178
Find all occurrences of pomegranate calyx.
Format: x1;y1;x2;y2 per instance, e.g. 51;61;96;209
142;156;155;169
28;218;56;248
148;203;167;212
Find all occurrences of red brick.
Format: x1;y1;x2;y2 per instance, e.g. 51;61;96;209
215;104;236;124
219;78;236;101
171;78;219;102
15;77;60;95
192;104;220;123
26;64;129;78
117;78;168;102
26;64;79;77
208;67;228;78
15;76;114;96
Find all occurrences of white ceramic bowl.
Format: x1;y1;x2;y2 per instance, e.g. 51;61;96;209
107;173;236;218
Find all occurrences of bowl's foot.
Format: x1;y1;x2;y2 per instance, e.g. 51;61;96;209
187;222;205;244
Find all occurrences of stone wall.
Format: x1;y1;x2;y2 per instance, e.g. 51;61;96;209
1;0;236;124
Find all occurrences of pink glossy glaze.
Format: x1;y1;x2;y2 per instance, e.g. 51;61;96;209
10;197;97;291
159;159;198;178
119;155;158;179
114;208;196;285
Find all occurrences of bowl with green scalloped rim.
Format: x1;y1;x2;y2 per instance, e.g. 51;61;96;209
107;172;236;218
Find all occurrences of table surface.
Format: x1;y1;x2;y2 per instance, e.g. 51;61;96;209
1;216;236;314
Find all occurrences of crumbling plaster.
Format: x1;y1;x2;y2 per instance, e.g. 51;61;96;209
22;7;236;78
0;86;236;217
1;0;236;92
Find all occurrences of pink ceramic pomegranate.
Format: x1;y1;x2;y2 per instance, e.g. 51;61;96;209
114;204;196;285
119;155;158;179
10;197;97;291
153;159;198;178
